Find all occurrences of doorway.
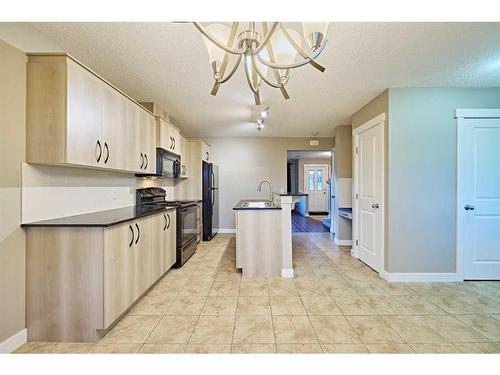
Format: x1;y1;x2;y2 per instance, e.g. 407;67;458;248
287;150;332;232
353;113;385;273
457;109;500;280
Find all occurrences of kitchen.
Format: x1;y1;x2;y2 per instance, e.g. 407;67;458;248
2;13;500;362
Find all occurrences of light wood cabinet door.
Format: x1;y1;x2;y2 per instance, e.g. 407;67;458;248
166;212;177;269
170;127;181;156
151;213;167;281
142;111;156;174
180;135;189;178
202;141;211;162
103;222;135;327
125;102;143;172
101;83;126;170
66;60;102;167
132;217;152;300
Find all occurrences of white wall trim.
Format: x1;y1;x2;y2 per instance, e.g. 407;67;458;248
380;271;462;283
0;328;27;353
335;238;352;246
216;228;236;234
281;268;294;278
455;109;500;119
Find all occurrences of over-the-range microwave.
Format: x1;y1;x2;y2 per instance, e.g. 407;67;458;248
136;148;180;178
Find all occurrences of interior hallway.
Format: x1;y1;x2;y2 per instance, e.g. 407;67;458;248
16;234;500;354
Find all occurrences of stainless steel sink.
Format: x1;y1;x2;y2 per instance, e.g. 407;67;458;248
242;201;274;208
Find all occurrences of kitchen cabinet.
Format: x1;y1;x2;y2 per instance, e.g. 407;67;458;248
25;209;177;342
26;53;155;174
180;134;189;178
125;102;156;173
202;140;211;162
157;117;181;156
152;211;177;281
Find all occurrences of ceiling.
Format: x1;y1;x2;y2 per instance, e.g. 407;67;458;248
30;22;500;138
287;151;332;160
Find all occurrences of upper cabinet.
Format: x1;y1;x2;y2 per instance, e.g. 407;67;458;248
202;140;211;162
26;54;155;174
157;117;181;156
180;135;189;178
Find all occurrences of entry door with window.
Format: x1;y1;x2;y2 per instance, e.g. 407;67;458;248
458;111;500;280
305;165;328;212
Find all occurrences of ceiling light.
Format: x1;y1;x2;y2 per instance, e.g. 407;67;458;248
194;22;328;104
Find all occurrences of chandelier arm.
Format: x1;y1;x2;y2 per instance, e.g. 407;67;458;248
250;54;261;105
251;53;284;89
279;24;326;72
260;22;290;100
243;54;259;95
254;22;279;54
211;23;240;95
193;22;246;55
256;39;327;70
218;55;242;84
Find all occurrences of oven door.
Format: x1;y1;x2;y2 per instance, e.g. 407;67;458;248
179;204;198;247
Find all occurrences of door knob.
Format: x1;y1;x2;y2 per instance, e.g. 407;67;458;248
371;203;379;209
464;204;475;211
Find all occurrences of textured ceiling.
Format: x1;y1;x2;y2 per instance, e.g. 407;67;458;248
30;22;500;137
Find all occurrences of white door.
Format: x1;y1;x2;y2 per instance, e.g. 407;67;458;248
305;165;328;212
458;115;500;280
354;114;384;272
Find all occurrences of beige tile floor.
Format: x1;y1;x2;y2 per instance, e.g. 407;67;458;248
16;233;500;354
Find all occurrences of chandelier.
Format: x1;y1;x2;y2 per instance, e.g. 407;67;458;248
194;22;328;104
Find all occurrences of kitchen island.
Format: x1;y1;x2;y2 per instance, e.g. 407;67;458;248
233;194;296;277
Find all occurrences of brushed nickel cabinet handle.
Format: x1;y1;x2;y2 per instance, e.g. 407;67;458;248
96;140;102;162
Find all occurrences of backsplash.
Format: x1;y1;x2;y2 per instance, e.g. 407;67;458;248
21;163;175;223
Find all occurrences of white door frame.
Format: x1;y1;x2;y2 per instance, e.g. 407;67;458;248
303;163;330;212
352;113;385;272
455;108;500;281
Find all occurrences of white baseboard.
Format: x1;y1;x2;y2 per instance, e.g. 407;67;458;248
380;271;462;283
281;268;294;278
216;228;236;234
334;238;352;246
0;328;27;353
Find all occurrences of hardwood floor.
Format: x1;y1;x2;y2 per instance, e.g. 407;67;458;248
291;211;329;233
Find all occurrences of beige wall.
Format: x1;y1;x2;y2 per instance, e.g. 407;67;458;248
333;125;352;178
205;137;334;229
0;39;27;343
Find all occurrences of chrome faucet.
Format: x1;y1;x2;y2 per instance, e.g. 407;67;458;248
257;179;274;205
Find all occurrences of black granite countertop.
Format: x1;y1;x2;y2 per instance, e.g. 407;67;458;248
277;192;308;196
233;199;282;210
21;204;177;228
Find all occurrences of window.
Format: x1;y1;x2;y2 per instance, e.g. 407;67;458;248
309;170;315;191
317;170;323;190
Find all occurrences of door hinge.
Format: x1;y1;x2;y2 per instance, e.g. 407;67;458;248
355;147;358;154
355;193;359;199
355;239;358;246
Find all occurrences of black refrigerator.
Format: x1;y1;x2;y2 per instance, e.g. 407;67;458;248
202;161;219;241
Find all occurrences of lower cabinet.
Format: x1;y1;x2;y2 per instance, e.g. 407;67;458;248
151;211;177;281
26;209;177;342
